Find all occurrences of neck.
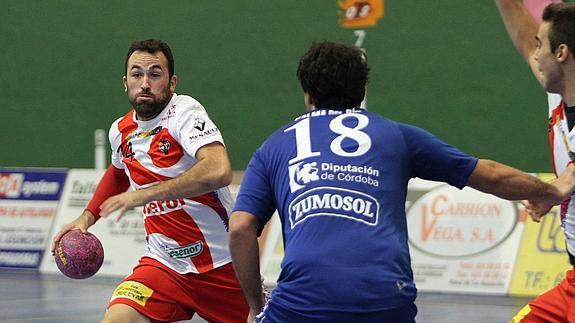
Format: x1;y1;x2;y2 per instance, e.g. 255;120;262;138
563;80;575;107
561;62;575;106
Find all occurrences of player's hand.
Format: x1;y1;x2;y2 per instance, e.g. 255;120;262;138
50;211;95;255
521;200;553;223
99;190;148;221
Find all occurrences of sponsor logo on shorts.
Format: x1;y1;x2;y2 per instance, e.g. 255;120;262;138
288;186;379;228
111;281;154;306
167;241;203;259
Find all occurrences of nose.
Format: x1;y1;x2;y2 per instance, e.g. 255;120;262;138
140;75;151;91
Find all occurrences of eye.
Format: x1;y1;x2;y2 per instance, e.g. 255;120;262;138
131;72;142;78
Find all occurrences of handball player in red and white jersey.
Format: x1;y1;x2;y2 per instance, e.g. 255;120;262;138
496;1;575;321
51;39;249;323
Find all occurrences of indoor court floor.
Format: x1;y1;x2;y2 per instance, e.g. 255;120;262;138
0;268;528;322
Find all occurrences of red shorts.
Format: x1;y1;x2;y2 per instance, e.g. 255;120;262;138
108;257;249;323
512;268;575;322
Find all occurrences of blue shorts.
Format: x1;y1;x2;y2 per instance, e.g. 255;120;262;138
255;302;417;323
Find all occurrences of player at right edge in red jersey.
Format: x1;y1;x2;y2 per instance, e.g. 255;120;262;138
495;0;575;321
50;39;250;323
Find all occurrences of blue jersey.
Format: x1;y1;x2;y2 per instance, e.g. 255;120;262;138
234;108;478;312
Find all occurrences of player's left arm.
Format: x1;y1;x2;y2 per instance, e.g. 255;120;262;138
466;159;575;204
99;142;232;219
229;211;265;322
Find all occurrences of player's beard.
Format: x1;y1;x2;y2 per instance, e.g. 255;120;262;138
129;86;172;120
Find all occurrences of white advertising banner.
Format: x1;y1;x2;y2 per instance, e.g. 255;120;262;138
407;179;523;294
40;169;145;277
0;169;67;268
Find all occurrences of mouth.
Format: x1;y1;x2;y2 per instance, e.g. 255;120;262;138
136;94;154;104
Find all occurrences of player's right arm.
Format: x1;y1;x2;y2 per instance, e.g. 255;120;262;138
495;0;544;86
229;211;265;322
50;165;130;255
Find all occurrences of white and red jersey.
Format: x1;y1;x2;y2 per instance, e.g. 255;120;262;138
109;93;234;274
548;92;575;258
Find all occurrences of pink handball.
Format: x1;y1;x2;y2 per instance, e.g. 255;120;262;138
54;229;104;279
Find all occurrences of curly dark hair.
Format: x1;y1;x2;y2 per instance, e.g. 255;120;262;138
297;41;369;110
543;3;575;56
125;39;175;78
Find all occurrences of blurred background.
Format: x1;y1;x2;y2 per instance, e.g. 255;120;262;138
0;0;554;172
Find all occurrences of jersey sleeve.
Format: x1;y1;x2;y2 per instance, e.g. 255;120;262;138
85;165;130;221
109;118;124;169
233;148;276;234
399;123;478;189
176;100;225;158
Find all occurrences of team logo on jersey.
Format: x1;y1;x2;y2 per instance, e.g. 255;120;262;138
117;141;135;161
288;161;320;192
158;139;171;155
288;186;379;228
194;117;206;131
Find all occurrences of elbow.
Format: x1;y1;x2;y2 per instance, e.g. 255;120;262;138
221;167;233;187
228;224;245;246
214;166;232;188
203;162;232;189
229;211;259;244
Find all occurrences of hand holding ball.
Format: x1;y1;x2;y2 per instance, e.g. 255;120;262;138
54;229;104;279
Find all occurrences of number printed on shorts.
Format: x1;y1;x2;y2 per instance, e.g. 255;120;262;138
285;113;372;164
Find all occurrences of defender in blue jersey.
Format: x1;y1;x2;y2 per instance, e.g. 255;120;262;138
229;42;575;322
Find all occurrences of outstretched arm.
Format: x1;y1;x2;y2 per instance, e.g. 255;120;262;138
495;0;545;86
100;142;232;219
466;159;575;204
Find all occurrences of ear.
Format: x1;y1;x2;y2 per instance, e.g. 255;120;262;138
122;76;127;92
556;44;570;63
169;75;177;92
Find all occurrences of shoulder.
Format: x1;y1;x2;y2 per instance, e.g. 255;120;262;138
172;94;207;114
113;109;135;128
109;110;135;140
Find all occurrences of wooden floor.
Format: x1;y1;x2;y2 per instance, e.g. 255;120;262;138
0;268;530;322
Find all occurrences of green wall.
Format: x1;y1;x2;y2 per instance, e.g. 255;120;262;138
0;1;558;172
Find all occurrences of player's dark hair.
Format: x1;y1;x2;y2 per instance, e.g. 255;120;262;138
297;41;369;110
543;3;575;56
125;39;175;78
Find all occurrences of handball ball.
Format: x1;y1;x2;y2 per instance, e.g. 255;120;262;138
54;229;104;279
